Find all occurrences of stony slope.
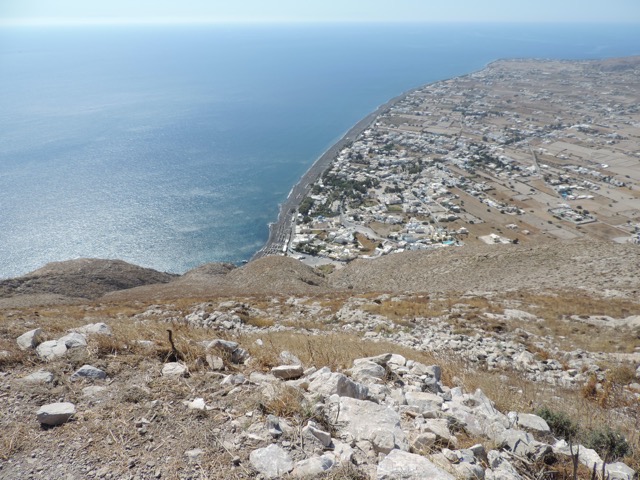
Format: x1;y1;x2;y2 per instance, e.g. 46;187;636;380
329;240;640;295
2;241;638;307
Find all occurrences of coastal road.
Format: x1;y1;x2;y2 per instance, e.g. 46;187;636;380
252;88;420;261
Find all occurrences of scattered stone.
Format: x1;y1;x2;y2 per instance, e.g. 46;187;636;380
377;449;455;480
162;362;188;377
36;340;67;361
17;328;43;350
271;364;304;380
249;444;294;479
203;339;250;364
36;402;76;426
75;323;112;335
405;391;444;414
59;332;87;349
206;355;224;370
185;448;204;463
513;412;550;433
82;386;107;398
71;365;107;381
330;396;409;451
348;360;386;383
308;370;368;400
302;421;331;447
185;398;207;410
221;373;245;385
292;455;335;478
22;370;54;384
279;350;302;365
266;415;283;437
411;432;437;452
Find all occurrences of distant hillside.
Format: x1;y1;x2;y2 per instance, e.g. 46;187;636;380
0;259;177;306
1;240;638;308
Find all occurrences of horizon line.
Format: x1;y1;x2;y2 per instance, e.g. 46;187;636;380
2;18;640;27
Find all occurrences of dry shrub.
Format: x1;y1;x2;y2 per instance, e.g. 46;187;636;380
608;364;637;386
259;384;307;419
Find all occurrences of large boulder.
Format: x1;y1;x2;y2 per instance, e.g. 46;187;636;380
17;328;43;350
330;396;409;452
36;340;67;361
308;370;368;400
377;450;455;480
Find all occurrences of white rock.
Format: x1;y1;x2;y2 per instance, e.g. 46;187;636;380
348;360;386;383
411;432;437;452
185;448;204;462
388;354;407;367
279;350;302;365
496;429;535;456
206;354;224;370
162;362;188;377
292;455;335;478
22;370;54;384
75;322;111;335
514;412;550;433
606;462;636;480
331;396;409;451
332;441;354;463
421;418;456;445
271;364;304;380
308;371;368;400
302;423;332;447
553;440;602;471
377;450;455;480
185;398;207;410
59;332;87;349
249;444;293;478
82;386;107;398
36;402;76;426
405;391;443;413
36;340;67;361
71;365;107;381
17;328;43;350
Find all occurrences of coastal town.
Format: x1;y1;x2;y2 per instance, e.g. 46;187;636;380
276;57;640;266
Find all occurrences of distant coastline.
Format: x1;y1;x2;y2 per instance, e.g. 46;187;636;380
250;63;494;261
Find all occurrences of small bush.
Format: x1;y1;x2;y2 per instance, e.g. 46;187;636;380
583;427;631;462
536;406;579;440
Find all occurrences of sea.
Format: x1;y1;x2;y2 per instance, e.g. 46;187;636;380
1;23;639;279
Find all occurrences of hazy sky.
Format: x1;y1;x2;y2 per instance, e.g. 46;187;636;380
2;0;640;25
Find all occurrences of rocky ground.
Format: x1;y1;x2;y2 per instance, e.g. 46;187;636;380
0;242;639;479
1;290;639;479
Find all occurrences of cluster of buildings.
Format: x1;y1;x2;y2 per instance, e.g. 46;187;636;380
290;58;640;264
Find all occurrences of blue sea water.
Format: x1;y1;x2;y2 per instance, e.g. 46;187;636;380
1;23;639;279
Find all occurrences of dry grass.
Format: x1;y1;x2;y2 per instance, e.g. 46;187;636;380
241;331;440;373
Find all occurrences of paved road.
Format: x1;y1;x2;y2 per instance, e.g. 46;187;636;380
252;88;419;261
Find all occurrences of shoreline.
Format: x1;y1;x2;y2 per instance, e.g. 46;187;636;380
250;85;424;261
249;60;502;261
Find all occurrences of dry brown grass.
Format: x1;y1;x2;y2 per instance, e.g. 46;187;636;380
241;331;440;373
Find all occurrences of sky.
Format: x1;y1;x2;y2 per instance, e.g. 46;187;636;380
1;0;640;25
